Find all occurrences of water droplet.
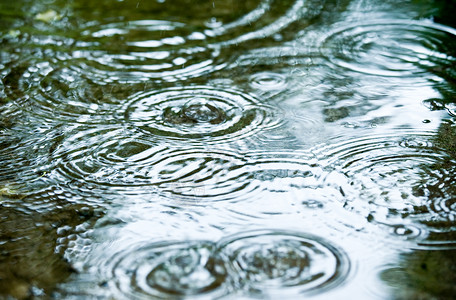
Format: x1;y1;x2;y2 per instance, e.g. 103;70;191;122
250;72;287;91
181;98;225;124
391;224;424;240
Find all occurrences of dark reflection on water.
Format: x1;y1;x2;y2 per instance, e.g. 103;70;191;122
1;0;456;298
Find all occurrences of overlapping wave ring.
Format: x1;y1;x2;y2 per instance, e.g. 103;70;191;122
320;20;456;78
217;229;350;297
47;126;250;199
122;86;281;144
2;61;126;124
57;0;323;84
46;124;337;203
1;0;324;129
70;19;221;84
96;229;349;299
314;131;456;248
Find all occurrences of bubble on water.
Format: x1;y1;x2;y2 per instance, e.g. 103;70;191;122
102;241;230;299
250;72;287;91
320;20;456;78
217;229;350;297
301;199;324;209
390;224;426;241
123;86;280;144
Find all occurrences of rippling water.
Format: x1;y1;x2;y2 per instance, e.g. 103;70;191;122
1;0;456;299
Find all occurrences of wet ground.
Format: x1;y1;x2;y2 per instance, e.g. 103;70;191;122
1;0;456;299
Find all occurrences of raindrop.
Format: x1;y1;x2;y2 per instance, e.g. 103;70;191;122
390;224;425;240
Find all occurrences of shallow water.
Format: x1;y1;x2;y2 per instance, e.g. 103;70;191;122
1;0;456;299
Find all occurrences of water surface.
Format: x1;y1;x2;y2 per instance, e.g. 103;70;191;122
1;0;456;299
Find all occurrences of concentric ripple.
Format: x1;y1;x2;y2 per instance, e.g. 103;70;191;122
49;126;250;198
217;230;350;297
49;126;331;203
315;131;456;248
102;241;229;299
0;122;60;184
320;20;456;77
122;86;280;143
57;0;322;83
3;62;124;124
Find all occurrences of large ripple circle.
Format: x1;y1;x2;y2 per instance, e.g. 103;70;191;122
316;131;456;248
123;86;279;143
320;20;456;77
103;241;230;299
217;229;350;297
